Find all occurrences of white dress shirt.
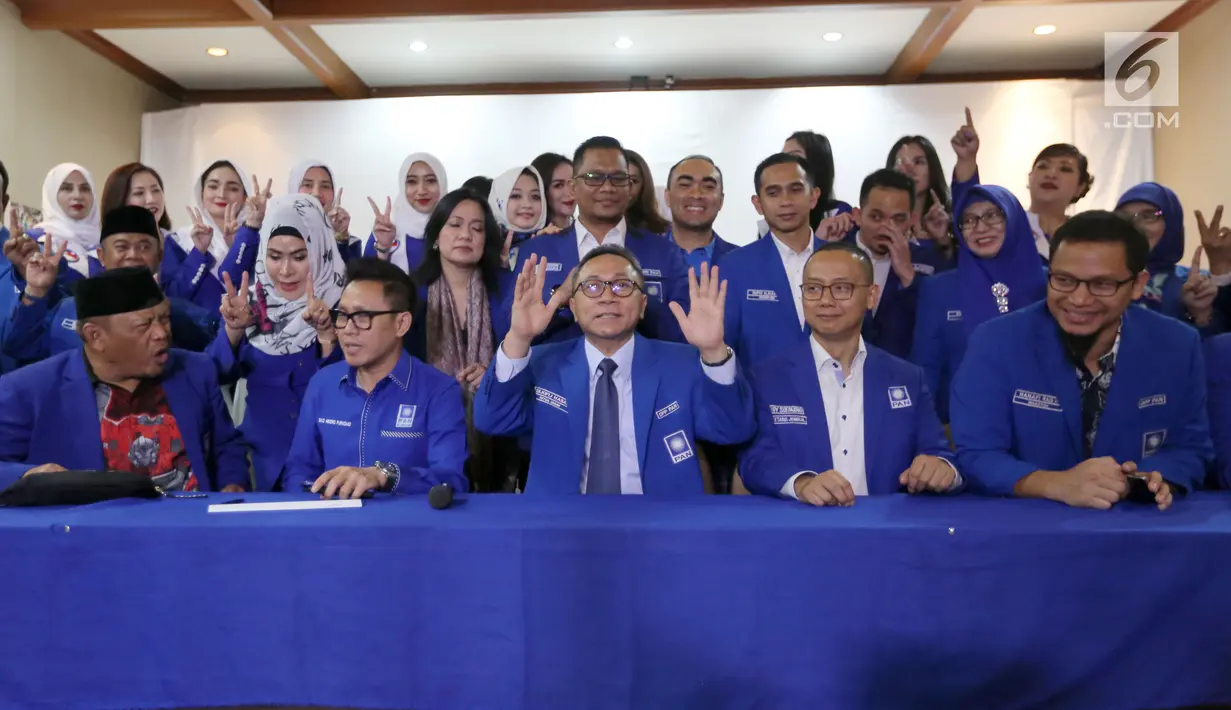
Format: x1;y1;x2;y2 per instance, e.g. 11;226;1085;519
1027;211;1050;261
494;337;737;494
577;217;628;261
781;336;959;499
770;232;815;329
854;231;892;317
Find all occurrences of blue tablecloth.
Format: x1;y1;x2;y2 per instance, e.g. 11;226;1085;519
2;493;1231;710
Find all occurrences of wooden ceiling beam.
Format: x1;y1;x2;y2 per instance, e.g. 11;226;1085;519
885;0;981;83
15;0;252;30
62;30;186;101
181;67;1101;104
230;0;371;100
1149;0;1220;31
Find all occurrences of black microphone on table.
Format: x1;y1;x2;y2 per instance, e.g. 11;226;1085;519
429;483;454;510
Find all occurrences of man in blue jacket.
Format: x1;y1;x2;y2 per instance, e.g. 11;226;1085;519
720;153;823;367
739;242;958;504
507;136;691;344
475;244;755;496
844;169;932;359
663;155;738;270
951;211;1213;509
283;258;470;498
0;267;247;491
4;205;219;365
1205;332;1231;489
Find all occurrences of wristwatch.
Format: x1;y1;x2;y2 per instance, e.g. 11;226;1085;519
701;345;735;367
374;461;401;493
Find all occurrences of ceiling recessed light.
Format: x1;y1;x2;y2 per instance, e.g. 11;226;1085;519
614;37;633;50
1033;24;1057;36
409;40;428;53
205;47;228;57
822;32;843;42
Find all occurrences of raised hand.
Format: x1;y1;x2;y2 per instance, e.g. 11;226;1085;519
301;279;334;339
668;263;728;362
817;212;856;242
4;202;23;242
886;222;917;287
3;205;38;277
951;107;980;162
327;187;351;239
1196;206;1231;276
1181;246;1217;326
500;227;516;269
221;201;241;247
186;206;213;254
457;363;486;395
921;189;951;243
219;271;254;343
504;256;573;357
24;235;67;299
245;175;272;230
367;196;396;255
533;223;564;238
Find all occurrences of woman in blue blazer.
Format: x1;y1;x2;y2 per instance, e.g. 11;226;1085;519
206;194;345;491
1115;182;1225;336
911;185;1046;423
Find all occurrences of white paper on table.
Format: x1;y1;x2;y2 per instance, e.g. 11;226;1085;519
207;499;364;513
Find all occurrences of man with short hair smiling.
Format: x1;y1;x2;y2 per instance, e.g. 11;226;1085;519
952;210;1213;509
283;258;469;499
4;205;218;363
664;155;737;270
0;267;247;491
476;245;755;495
739;242;957;505
507;136;691;344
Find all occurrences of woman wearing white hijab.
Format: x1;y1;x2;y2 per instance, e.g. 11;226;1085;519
208;193;344;491
164;158;262;311
487;165;546;270
288;159;360;262
366;152;447;274
29;163;101;283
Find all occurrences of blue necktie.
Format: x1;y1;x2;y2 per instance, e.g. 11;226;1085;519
588;358;621;494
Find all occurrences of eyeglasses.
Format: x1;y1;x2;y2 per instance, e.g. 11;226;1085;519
574;279;642;299
800;282;869;301
575;172;632;188
1047;273;1135;297
329;309;403;330
1117;209;1163;225
959;210;1005;233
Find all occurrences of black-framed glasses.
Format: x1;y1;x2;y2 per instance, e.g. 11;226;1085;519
1047;272;1135;297
959;210;1006;233
1117;208;1164;225
800;282;868;301
574;279;642;299
575;172;632;188
329;309;403;330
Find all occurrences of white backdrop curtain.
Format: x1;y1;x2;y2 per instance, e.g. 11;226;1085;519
142;79;1152;246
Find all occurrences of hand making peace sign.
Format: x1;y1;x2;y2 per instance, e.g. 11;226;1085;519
245;175;273;230
186;206;214;254
367;196;396;254
327;188;351;240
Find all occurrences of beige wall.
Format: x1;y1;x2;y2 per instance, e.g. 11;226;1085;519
0;0;179;208
1153;0;1230;263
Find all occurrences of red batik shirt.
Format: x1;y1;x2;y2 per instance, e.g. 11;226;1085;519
98;379;199;492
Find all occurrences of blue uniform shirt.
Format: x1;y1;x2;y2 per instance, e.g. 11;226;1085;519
282;349;470;493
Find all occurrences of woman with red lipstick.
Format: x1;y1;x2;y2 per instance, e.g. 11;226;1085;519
531;152;576;231
366;152;447;274
951;109;1093;261
165;159;260;310
288;160;358;262
487;165;546;270
206;193;344;491
26;163;101;284
406;189;512;491
887;136;956;273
